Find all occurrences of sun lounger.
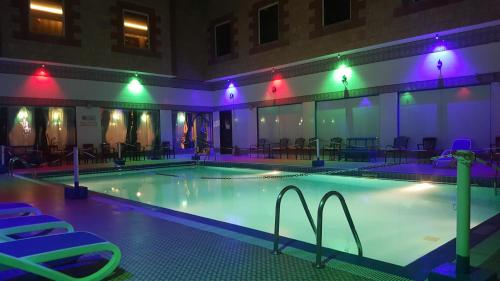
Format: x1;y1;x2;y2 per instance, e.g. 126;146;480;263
433;139;472;168
0;231;121;281
0;215;74;242
0;203;41;217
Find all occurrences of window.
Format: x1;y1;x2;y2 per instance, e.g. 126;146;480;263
123;10;150;50
29;0;64;36
215;21;231;57
323;0;351;26
258;3;279;44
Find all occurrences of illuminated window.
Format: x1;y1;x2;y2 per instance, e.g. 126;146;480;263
258;3;279;44
29;0;64;36
123;10;150;50
323;0;351;26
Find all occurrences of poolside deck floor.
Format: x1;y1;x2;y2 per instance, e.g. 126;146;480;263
0;175;413;281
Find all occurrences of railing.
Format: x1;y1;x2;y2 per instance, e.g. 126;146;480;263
315;191;363;268
272;185;316;255
272;186;363;269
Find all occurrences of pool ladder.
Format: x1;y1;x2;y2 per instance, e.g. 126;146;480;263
272;185;363;268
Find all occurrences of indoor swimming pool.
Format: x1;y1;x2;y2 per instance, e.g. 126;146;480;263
47;166;500;266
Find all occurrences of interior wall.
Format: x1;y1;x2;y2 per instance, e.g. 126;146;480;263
160;110;173;144
0;73;215;107
232;108;257;149
76;106;102;150
213;42;500;106
399;85;491;150
316;96;380;144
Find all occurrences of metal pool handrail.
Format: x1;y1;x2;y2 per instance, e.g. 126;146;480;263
315;190;363;268
272;185;316;255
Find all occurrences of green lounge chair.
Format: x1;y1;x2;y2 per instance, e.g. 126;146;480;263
0;215;74;242
0;232;121;281
0;202;41;217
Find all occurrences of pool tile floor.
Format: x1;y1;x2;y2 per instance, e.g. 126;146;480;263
0;175;411;281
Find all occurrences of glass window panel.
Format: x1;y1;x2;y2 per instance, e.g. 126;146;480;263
258;104;303;144
172;111;212;150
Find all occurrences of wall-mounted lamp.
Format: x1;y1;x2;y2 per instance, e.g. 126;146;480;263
38;64;47;77
127;74;144;95
227;82;236;100
342;74;349;98
437;59;443;72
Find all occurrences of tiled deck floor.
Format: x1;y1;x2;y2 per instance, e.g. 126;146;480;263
0;175;411;281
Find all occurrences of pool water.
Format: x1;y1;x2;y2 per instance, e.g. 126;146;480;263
48;166;500;266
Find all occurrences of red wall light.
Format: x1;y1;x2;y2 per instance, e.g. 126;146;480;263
36;65;48;77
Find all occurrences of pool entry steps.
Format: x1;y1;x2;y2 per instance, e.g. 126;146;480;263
272;185;363;269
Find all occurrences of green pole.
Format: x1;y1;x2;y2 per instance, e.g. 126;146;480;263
455;150;474;275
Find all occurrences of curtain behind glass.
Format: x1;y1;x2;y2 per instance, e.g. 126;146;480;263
104;109;128;150
136;110;156;149
0;107;7;145
101;109;110;144
126;110;137;145
65;108;76;146
151;110;160;147
8;107;36;146
185;113;194;149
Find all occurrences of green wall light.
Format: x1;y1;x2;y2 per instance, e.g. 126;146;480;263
333;64;352;83
127;77;144;95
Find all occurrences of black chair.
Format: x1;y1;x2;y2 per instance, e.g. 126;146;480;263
384;136;410;164
134;143;145;161
250;138;268;158
119;143;131;161
416;137;437;163
81;144;97;164
323;137;343;161
45;145;62;166
291;138;305;159
64;145;74;164
100;143;115;162
161;141;173;159
304;138;319;160
271;138;289;159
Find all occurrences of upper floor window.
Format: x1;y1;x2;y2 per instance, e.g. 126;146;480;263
215;21;231;57
323;0;351;26
123;10;150;50
258;3;279;44
29;0;64;36
394;0;463;17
